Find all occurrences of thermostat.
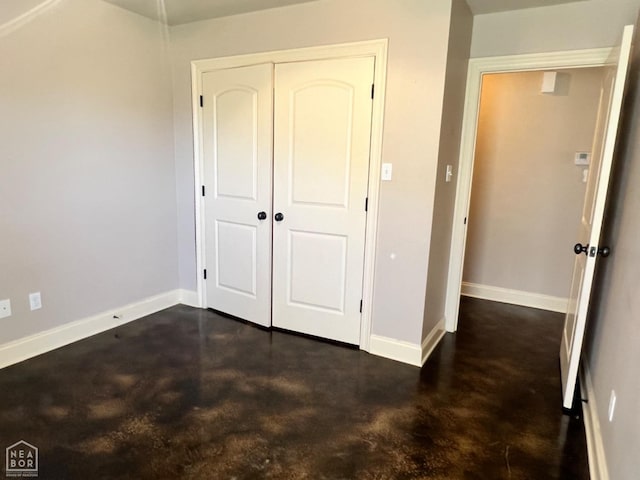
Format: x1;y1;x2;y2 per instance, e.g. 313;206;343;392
575;152;591;166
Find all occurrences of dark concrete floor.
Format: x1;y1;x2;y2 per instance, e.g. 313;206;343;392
0;297;589;479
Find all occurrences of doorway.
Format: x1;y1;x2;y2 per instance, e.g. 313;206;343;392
461;67;605;314
444;49;611;333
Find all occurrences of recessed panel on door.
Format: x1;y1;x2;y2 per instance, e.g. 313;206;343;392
214;89;258;200
216;220;257;297
272;57;375;345
203;63;273;327
291;85;353;207
563;261;585;354
289;230;347;313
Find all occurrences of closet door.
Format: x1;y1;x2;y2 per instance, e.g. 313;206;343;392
202;64;273;327
272;57;375;344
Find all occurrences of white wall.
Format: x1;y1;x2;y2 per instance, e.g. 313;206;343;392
423;0;473;339
471;0;640;57
463;69;601;299
0;0;178;344
584;32;640;479
170;0;460;344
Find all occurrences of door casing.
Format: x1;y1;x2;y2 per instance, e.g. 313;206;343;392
444;47;613;334
191;39;388;351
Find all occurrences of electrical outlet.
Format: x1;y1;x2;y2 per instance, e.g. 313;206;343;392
608;390;617;422
29;292;42;311
0;299;11;319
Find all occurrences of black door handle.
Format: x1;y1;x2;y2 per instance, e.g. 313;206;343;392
257;211;267;220
574;243;589;255
598;246;611;257
274;212;284;222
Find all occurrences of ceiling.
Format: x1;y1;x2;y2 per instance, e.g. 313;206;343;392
102;0;320;25
101;0;590;26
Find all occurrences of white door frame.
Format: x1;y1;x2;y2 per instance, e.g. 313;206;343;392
191;39;388;351
444;48;612;333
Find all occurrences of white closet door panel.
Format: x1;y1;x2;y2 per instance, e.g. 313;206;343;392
289;230;348;313
272;57;375;344
215;220;256;296
203;63;273;327
214;89;258;200
290;84;353;207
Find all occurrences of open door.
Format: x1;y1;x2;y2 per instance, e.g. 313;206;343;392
560;25;634;409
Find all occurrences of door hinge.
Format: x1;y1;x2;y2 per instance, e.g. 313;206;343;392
203;269;207;280
359;300;363;313
464;217;467;225
365;197;369;212
199;95;203;108
202;185;206;197
371;84;375;99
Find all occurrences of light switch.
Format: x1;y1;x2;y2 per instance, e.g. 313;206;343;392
381;163;393;181
445;165;453;183
29;292;42;311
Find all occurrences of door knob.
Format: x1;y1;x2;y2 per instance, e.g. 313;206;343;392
574;243;589;255
257;211;267;220
274;212;284;222
598;246;611;257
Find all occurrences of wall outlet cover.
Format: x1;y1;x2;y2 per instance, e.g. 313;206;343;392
0;299;11;319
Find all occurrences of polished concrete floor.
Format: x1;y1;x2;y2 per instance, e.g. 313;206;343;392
0;297;588;479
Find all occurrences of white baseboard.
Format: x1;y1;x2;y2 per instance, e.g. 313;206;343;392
421;318;446;366
461;282;568;313
178;289;200;308
580;361;609;480
369;321;447;368
369;335;422;367
0;290;181;370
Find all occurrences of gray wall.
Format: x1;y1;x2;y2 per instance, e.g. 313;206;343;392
471;0;640;58
584;29;640;479
463;69;602;298
423;0;473;339
170;0;461;344
0;0;178;344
